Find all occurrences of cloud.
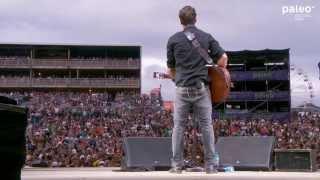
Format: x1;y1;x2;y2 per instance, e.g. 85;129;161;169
0;0;319;106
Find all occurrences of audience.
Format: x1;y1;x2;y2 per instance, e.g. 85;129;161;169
2;91;319;168
20;91;167;167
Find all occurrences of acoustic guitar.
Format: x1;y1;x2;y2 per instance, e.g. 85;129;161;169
153;66;231;103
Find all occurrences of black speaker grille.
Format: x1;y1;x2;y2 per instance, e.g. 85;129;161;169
216;136;275;170
123;137;172;168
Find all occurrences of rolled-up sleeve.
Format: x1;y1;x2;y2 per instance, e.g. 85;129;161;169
167;37;176;68
208;34;225;64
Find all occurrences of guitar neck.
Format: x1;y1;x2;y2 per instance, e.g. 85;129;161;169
153;72;172;79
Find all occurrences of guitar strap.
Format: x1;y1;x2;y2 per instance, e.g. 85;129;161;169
184;31;215;67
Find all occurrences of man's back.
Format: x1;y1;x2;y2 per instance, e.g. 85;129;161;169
167;25;225;87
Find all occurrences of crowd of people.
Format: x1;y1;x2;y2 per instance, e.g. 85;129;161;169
183;114;320;167
2;91;319;168
21;91;169;167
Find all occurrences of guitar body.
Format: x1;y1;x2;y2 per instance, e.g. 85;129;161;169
208;66;231;103
154;67;231;103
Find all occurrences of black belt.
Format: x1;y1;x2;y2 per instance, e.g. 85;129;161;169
177;81;206;89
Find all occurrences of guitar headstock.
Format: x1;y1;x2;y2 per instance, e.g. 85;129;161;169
153;72;171;79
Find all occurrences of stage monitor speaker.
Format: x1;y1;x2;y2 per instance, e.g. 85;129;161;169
274;149;317;172
122;137;172;171
216;136;275;171
0;97;28;180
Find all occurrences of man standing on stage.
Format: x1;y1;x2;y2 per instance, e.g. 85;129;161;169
167;5;228;174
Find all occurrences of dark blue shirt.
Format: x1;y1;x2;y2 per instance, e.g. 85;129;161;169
167;25;225;87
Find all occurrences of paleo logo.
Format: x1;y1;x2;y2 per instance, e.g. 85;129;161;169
282;5;315;21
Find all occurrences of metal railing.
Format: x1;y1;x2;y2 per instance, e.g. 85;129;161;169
0;58;140;69
0;77;140;88
228;91;290;101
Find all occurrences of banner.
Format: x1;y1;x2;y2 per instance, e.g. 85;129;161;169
231;70;288;81
227;91;289;101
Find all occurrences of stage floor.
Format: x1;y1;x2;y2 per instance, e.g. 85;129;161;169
22;167;320;180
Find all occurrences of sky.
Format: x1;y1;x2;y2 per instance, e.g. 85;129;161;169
0;0;319;107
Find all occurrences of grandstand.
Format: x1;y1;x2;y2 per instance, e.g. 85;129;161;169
0;43;141;92
213;49;290;121
0;46;319;171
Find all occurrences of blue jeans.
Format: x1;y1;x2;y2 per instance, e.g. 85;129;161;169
171;83;216;168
